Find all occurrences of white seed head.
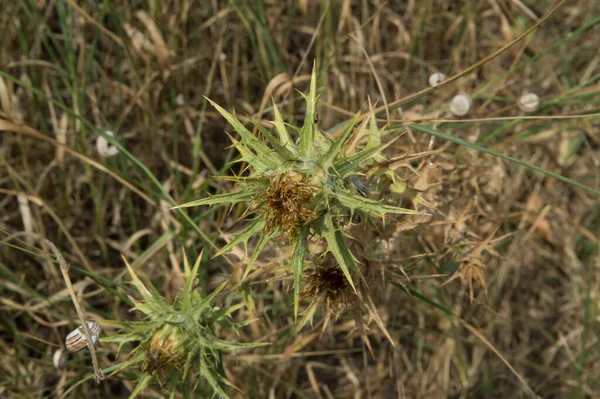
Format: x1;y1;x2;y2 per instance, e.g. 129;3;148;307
518;92;539;112
428;72;446;87
450;93;472;116
65;322;101;352
96;130;119;158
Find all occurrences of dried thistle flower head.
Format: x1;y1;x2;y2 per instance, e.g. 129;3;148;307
302;265;355;313
297;263;359;333
142;326;183;385
442;228;503;302
260;172;318;240
442;257;487;303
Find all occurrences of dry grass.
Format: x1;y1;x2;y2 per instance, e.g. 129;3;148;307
1;0;599;398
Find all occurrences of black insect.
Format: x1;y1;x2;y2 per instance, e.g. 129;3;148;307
350;175;369;198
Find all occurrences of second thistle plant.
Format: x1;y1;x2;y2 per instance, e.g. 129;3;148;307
104;253;262;398
176;65;418;317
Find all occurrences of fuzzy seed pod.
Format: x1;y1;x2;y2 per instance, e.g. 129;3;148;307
65;322;101;352
450;93;472;116
518;93;540;112
96;130;119;158
428;72;446;87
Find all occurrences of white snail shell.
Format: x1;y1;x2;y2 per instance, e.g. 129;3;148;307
96;130;119;158
53;348;66;369
428;72;446;87
450;93;472;116
518;93;539;112
65;322;101;352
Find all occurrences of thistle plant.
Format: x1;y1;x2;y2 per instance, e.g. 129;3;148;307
104;253;261;398
176;66;418;317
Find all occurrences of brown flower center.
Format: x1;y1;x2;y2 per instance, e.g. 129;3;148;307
260;173;318;239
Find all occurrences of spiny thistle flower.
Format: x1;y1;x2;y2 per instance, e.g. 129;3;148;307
298;259;395;347
141;325;184;384
302;265;355;314
103;253;264;398
299;263;357;332
175;64;419;317
259;172;318;239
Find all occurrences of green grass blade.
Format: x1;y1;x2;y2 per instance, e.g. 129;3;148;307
408;124;600;196
122;255;153;301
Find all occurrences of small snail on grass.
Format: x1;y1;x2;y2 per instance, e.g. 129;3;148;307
449;93;472;117
428;72;446;87
518;92;540;112
65;321;102;352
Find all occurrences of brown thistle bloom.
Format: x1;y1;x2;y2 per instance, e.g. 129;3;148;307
302;265;355;314
260;173;318;239
142;329;182;385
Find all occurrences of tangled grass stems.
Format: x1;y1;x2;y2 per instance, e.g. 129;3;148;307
5;232;104;383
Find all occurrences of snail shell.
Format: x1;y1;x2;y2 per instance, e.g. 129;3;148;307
518;93;539;112
428;72;446;87
450;93;472;116
96;130;119;158
65;322;101;352
53;348;66;369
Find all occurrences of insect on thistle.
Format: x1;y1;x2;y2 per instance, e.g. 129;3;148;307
350;175;369;198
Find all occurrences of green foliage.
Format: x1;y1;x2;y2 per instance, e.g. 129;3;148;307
175;65;419;318
103;252;265;398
